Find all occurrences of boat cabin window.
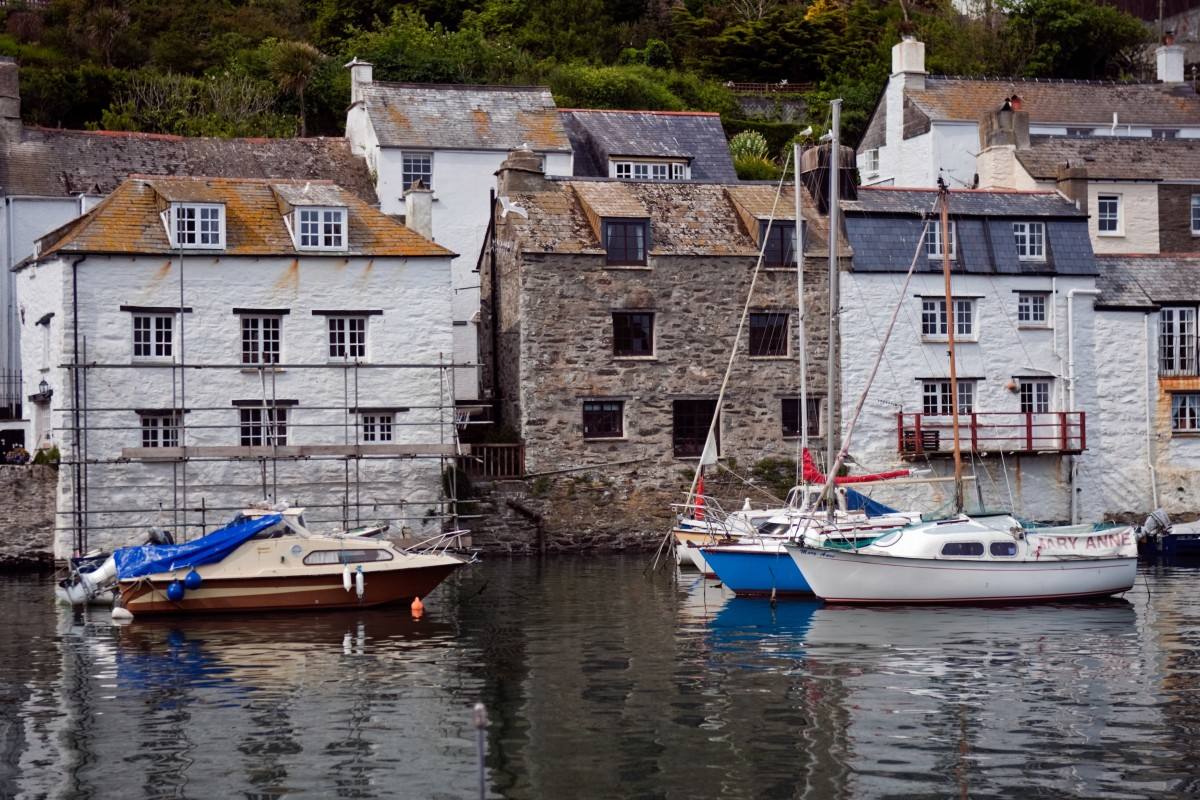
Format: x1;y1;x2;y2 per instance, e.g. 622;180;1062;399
989;541;1018;557
303;548;394;565
941;542;984;557
757;521;792;537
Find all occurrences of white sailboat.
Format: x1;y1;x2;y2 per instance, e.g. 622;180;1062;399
786;176;1139;604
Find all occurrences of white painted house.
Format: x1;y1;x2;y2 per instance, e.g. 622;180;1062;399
838;186;1103;523
16;176;456;557
858;37;1200;191
343;60;574;401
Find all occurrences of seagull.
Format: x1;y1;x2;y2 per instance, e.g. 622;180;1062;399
498;195;528;218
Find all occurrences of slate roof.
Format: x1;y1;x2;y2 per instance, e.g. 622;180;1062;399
2;128;378;202
1015;135;1200;181
32;176;451;261
559;109;738;181
361;82;571;152
501;178;839;258
1095;254;1200;308
843;187;1096;276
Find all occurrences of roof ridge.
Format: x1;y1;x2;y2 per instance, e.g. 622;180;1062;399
558;108;721;117
369;80;553;93
25;125;347;144
860;185;1060;195
130;174;339;186
925;75;1169;87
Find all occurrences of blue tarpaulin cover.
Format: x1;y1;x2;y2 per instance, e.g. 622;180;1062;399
843;488;897;518
114;514;283;580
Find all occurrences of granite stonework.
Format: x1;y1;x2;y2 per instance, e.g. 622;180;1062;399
0;465;56;570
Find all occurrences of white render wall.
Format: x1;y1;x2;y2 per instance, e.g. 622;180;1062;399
18;252;454;556
838;270;1102;521
1086;183;1160;254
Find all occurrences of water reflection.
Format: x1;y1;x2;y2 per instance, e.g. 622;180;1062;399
5;561;1200;798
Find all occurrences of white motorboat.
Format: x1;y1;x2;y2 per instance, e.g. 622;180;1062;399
786;514;1138;604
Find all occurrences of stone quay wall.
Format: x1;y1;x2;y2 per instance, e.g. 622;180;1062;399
0;465;56;570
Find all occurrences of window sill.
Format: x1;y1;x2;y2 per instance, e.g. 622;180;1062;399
1171;431;1200;438
921;337;979;344
604;264;651;271
1017;258;1047;264
131;359;175;366
748;355;794;361
1016;324;1050;330
240;367;286;373
1096;231;1124;238
326;359;369;365
782;434;822;441
613;356;657;362
583;436;628;443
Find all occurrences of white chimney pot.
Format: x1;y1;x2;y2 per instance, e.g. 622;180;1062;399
1157;44;1185;84
892;38;926;77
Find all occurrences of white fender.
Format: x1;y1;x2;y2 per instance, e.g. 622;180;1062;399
355;566;365;600
111;606;134;624
343;564;352;592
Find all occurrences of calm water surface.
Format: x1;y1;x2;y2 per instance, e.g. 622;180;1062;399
2;557;1199;799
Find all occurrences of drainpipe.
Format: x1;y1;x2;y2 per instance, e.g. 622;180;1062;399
1066;287;1100;524
70;255;86;555
1145;312;1159;509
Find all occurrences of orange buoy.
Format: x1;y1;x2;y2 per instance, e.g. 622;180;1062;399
411;596;424;618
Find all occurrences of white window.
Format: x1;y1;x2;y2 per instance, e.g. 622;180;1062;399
1012;222;1045;261
1172;393;1200;432
328;316;367;360
241;316;281;365
1153;128;1179;140
1097;194;1121;235
402;151;432;189
1017;293;1048;326
171;203;224;249
296;207;347;250
864;148;880;175
360;413;394;443
921;298;975;339
132;314;174;360
1191;195;1200;235
239;407;287;446
612;160;688;181
1019;380;1051;414
1160;307;1197;375
924;221;956;259
140;412;180;448
922;380;974;416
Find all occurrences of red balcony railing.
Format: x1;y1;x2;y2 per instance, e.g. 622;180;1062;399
897;412;1086;458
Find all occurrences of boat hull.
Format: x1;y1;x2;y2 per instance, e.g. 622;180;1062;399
788;545;1137;605
701;546;811;596
119;561;461;615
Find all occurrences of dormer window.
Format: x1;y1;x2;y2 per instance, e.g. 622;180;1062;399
171;203;224;249
924;221;956;259
612;160;688;181
296;207;347;251
604;219;648;266
759;221;797;267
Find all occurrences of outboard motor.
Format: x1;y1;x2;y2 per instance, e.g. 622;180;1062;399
1137;509;1171;549
147;527;175;546
55;555;118;606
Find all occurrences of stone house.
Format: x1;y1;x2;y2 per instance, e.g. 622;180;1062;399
559;109;737;182
858;37;1200;191
343;61;575;401
0;57;377;454
476;148;844;543
15;176;455;556
838;187;1103;522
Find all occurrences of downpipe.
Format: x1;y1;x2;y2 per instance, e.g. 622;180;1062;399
1066;288;1100;525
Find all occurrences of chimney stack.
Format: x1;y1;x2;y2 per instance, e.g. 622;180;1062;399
799;143;858;215
344;57;374;105
0;58;20;140
403;179;434;240
1056;161;1088;212
979;101;1030;150
891;36;926;91
496;145;548;194
1156;39;1185;83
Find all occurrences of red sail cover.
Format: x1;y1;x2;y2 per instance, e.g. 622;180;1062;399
802;449;911;485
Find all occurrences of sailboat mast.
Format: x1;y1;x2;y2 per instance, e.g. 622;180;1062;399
826;100;841;491
938;179;965;513
795;142;808;483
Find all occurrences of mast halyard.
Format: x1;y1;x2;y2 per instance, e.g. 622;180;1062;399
937;177;965;514
794;141;808;488
825;99;841;519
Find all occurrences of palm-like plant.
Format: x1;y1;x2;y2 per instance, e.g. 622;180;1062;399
268;40;324;137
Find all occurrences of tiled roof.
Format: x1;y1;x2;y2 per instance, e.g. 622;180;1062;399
501;178;839;258
1095;254;1200;308
35;177;451;260
559;109;737;181
361;82;570;152
843;187;1095;276
1015;135;1200;181
2;128;378;202
908;76;1200;126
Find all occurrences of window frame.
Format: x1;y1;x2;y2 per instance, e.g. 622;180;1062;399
132;313;175;361
603;218;649;267
1012;221;1046;262
139;411;181;448
748;312;790;358
240;314;283;365
582;399;625;440
327;315;369;361
924;220;956;259
920;297;976;341
1171;392;1200;433
611;159;688;181
1016;292;1049;328
295;206;348;251
170;203;225;250
1191;195;1200;236
1018;380;1052;414
611;311;655;358
672;399;719;459
1160;306;1198;376
239;406;288;447
1097;193;1122;236
760;221;798;268
921;379;974;417
864;148;880;175
359;412;394;443
401;151;433;190
941;542;985;557
781;396;823;439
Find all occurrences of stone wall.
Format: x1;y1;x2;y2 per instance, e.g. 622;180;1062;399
1157;184;1200;253
0;465;56;569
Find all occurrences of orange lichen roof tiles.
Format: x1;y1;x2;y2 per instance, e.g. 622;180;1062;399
37;176;453;259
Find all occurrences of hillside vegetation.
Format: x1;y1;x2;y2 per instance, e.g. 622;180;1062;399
4;0;1149;152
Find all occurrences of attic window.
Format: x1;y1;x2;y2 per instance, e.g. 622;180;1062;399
612;160;688;181
604;219;648;266
295;207;347;251
171;203;224;249
924;221;956;259
759;221;797;267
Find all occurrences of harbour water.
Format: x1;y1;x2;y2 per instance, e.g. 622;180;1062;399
2;556;1199;799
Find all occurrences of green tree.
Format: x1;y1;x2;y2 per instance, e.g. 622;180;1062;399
1000;0;1149;78
267;39;324;137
